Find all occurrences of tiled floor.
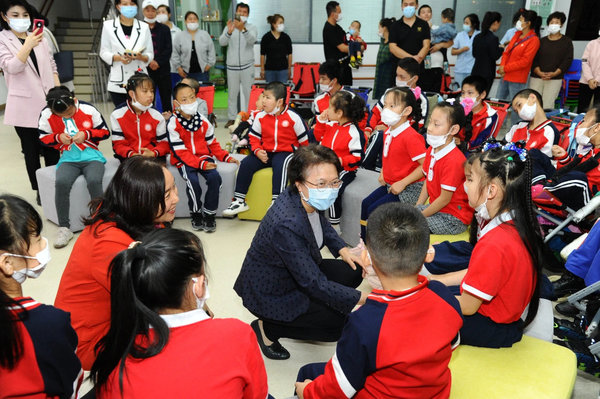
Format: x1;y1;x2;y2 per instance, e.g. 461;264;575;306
1;104;599;398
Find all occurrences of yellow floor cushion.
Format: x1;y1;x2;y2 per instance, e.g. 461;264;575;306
449;335;577;399
238;168;273;221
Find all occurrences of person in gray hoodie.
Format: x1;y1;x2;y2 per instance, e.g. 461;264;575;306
219;2;258;127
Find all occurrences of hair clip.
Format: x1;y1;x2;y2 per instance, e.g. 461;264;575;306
410;86;421;100
128;241;142;249
502;142;528;162
507;156;514;162
482;140;502;152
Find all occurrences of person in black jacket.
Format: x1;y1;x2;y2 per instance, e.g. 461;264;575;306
472;12;503;95
142;0;172;112
234;144;366;360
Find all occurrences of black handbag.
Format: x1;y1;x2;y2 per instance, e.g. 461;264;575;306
54;51;74;83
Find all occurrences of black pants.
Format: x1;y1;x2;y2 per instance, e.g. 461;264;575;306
15;126;60;191
362;130;384;172
148;68;172;112
578;83;600;113
261;259;363;342
109;91;128;108
420;67;443;93
339;61;353;86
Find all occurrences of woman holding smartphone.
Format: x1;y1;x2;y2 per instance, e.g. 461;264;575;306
0;0;60;205
100;0;153;106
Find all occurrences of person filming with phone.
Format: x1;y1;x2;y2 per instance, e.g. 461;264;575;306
0;0;61;205
100;0;154;107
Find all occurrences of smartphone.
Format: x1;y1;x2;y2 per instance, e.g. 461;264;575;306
33;19;44;33
234;14;241;21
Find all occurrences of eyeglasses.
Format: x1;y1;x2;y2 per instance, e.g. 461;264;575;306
304;179;343;191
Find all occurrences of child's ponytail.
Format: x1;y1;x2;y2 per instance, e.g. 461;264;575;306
330;90;366;124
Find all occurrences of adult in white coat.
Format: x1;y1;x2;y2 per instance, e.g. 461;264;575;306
100;0;153;107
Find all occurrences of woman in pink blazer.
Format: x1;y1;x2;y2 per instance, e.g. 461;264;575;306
0;0;60;203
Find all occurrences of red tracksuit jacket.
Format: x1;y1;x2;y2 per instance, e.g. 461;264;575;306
249;107;309;154
314;118;363;171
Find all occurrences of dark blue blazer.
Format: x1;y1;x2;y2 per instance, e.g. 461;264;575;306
234;187;361;322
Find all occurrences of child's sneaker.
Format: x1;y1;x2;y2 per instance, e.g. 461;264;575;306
222;199;249;217
54;227;74;249
357;55;363;65
203;213;216;233
191;212;204;231
349;56;357;69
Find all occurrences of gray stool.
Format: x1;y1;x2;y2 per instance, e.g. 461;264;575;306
36;158;121;232
340;168;381;246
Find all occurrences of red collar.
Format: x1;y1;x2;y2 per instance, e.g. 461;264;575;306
368;275;428;302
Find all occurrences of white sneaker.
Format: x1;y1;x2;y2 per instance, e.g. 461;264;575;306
222;199;249;217
54;227;74;249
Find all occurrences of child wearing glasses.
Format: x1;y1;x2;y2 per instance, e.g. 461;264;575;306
313;90;365;225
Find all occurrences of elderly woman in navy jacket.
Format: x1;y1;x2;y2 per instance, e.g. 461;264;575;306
234;144;366;360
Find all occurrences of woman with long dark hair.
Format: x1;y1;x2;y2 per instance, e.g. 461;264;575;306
54;157;179;370
0;195;82;397
90;228;269;398
0;0;60;204
472;11;503;94
372;17;396;100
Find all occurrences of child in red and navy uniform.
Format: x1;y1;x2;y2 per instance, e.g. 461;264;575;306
459;75;499;151
168;83;239;232
505;89;558;158
0;195;82;398
347;20;367;68
223;81;308;217
313;90;365;224
110;73;170;161
417;101;474;234
39;86;110;249
363;57;433;171
313;60;344;120
295;203;463;399
434;144;543;348
361;87;426;239
90;229;269;399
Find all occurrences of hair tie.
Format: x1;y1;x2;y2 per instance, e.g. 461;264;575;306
501;142;528;162
128;241;145;259
410;86;421;100
507;156;514;162
343;89;356;99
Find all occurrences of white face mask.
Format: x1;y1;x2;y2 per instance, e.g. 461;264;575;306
377;30;384;38
474;186;492;221
144;17;156;24
518;102;537;121
8;237;51;284
240;15;248;23
576;123;599;146
187;22;199;31
178;101;199;115
336;12;343;22
192;277;210;310
396;78;408;88
547;24;561;34
131;95;151;112
9;18;31;33
381;108;404;127
426;133;449;148
267;105;281;116
319;83;332;93
156;14;169;24
276;24;284;32
461;96;480;109
516;20;523;31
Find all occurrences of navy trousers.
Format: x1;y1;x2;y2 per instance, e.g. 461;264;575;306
178;164;222;214
234;151;293;201
329;170;356;224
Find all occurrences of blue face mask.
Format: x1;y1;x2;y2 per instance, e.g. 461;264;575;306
301;186;339;211
463;23;471;32
120;5;138;19
349;28;356;35
403;6;416;18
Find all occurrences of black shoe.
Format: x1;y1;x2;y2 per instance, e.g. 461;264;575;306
555;301;581;317
36;191;41;206
250;319;290;360
203;213;216;233
224;120;235;129
191;212;203;231
552;270;585;298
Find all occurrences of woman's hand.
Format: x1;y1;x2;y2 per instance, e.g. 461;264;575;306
204;64;211;72
148;60;159;71
260;69;265;80
339;247;364;271
177;66;187;78
497;65;505;77
23;29;43;50
589;79;599;90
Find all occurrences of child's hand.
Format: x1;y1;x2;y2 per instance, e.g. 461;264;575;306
295;379;312;399
59;133;72;145
552;145;567;158
389;181;406;195
72;131;86;144
378;172;386;186
204;162;217;170
228;157;240;165
140;148;155;157
318;109;329;122
256;150;268;163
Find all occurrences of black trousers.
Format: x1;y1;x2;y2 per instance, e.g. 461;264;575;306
15;126;60;191
578;83;600;113
261;258;363;342
109;91;128;108
148;68;172;112
339;61;353;86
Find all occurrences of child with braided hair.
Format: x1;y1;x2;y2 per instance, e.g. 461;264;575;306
432;142;545;348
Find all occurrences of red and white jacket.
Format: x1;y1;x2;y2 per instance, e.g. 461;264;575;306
313;89;369;132
249;106;308;154
110;101;170;159
314;119;363;171
369;86;429;132
39;101;109;151
167;113;232;170
557;147;600;194
505;120;558;158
